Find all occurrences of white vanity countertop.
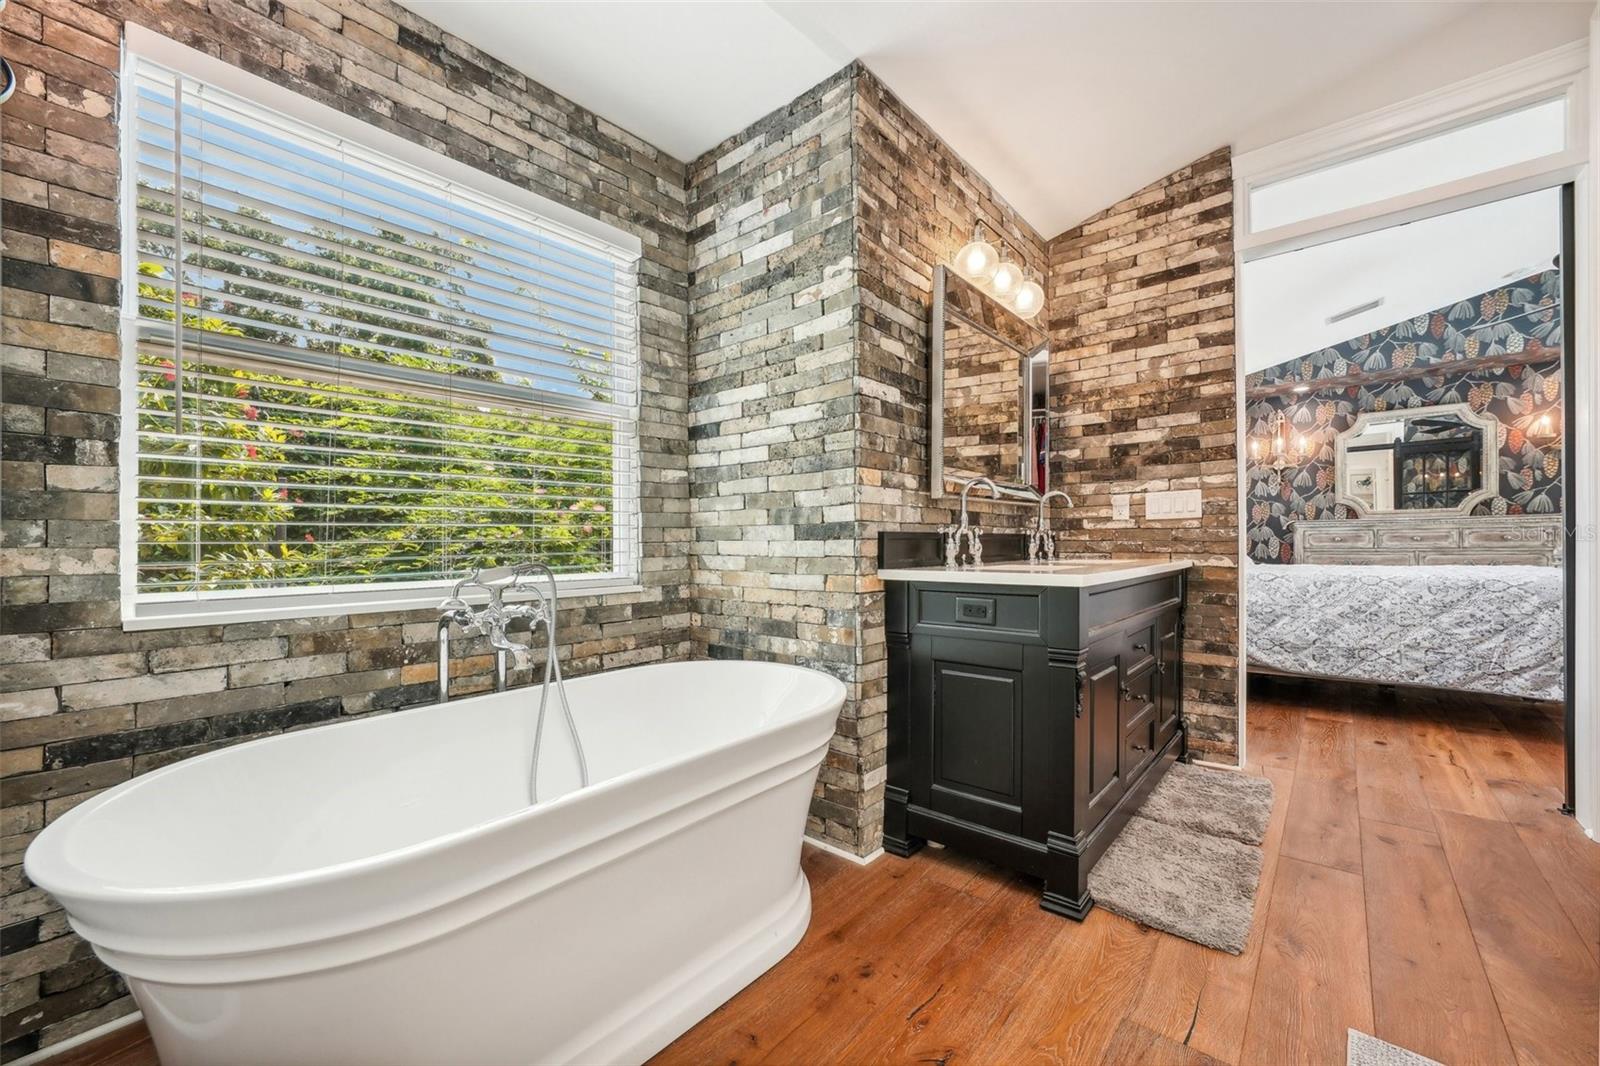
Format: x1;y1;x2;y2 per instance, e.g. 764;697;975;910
877;559;1192;588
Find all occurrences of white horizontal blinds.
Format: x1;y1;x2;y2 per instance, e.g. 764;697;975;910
129;58;641;598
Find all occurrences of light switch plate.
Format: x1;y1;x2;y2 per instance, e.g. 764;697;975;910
1143;489;1202;520
1112;494;1130;521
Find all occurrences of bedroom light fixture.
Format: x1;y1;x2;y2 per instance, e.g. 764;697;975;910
1251;413;1306;471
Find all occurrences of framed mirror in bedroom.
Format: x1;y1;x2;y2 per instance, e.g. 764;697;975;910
1332;402;1500;515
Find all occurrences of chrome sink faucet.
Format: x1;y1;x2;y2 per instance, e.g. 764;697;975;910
943;476;1000;568
1029;490;1074;563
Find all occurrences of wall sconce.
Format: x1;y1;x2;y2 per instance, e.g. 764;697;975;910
953;222;1044;321
1530;412;1557;440
1250;413;1307;471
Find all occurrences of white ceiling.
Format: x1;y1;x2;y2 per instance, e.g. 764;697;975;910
1241;188;1562;375
399;2;1591;236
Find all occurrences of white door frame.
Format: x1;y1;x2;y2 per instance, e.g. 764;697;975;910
1229;37;1597;837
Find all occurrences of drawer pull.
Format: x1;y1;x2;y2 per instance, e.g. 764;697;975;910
1131;743;1150;753
1119;681;1131;701
1133;641;1148;652
1411;535;1422;541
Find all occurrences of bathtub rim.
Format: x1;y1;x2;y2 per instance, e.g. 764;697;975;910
25;660;845;906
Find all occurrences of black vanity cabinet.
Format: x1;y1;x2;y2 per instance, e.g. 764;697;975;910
883;567;1187;919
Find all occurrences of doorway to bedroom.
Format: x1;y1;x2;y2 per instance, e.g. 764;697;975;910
1239;180;1579;866
1228;174;1593;941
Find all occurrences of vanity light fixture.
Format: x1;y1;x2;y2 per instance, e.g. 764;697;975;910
954;223;1000;285
951;222;1044;320
990;254;1024;300
1530;412;1556;439
1013;271;1046;320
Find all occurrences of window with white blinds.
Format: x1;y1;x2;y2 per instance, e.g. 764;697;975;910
122;49;642;622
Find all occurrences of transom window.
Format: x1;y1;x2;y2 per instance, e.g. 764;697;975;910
122;45;642;626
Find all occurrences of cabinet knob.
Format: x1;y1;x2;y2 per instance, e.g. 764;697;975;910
1132;743;1150;753
1133;641;1148;652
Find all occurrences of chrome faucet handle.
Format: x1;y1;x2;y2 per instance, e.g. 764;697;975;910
969;526;984;567
939;525;960;568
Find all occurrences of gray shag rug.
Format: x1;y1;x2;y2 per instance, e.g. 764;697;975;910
1138;762;1274;844
1087;765;1274;954
1347;1030;1443;1066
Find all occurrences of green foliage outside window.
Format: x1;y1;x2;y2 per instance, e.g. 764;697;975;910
135;193;622;594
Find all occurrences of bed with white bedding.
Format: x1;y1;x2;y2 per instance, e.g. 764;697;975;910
1246;562;1564;701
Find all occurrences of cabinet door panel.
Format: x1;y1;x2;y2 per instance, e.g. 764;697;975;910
1082;640;1124;830
925;640;1025;835
1155;609;1182;746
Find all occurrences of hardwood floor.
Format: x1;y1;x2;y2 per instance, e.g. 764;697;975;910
52;680;1597;1066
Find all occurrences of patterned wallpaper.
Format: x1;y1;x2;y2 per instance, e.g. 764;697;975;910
1244;268;1563;563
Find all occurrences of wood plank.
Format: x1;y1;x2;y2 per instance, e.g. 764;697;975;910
1433;809;1600;1066
1408;711;1506;821
1351;702;1434;832
1241;700;1301;775
1281;774;1362;874
1098;1017;1228;1066
834;876;1058;1064
1361;818;1515;1065
1186;765;1296;1065
982;909;1159;1065
1438;709;1600;964
749;873;990;1064
1238;856;1372;1066
1295;715;1355;780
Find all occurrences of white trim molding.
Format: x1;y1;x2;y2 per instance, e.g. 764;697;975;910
803;836;883;866
1234;40;1589;261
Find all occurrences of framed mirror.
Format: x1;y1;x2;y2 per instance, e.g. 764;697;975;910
930;266;1050;499
1333;402;1499;515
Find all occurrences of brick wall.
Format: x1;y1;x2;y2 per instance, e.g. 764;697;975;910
0;1;692;1057
1046;148;1241;760
852;68;1049;846
684;68;864;851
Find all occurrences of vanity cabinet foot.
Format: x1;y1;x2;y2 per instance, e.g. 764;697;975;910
882;548;1190;921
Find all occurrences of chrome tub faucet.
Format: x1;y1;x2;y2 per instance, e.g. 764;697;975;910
436;562;558;702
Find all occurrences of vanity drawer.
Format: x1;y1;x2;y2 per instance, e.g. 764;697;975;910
1377;527;1458;549
1301;527;1374;549
914;588;1042;637
1420;550;1555;566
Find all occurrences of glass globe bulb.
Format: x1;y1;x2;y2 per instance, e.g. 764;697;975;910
990;258;1024;298
1013;278;1045;319
954;239;998;282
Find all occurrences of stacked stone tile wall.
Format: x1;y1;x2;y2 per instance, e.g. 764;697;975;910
1046;148;1241;760
0;0;691;1057
684;68;863;851
851;68;1049;846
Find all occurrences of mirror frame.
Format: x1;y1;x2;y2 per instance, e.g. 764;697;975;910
1333;401;1500;516
930;265;1049;501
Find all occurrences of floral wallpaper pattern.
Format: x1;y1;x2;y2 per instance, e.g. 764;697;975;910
1244;268;1563;563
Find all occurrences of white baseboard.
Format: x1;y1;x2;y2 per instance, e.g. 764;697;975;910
10;1011;143;1066
803;836;882;865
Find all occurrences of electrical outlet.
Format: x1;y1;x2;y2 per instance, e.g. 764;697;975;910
1112;494;1130;521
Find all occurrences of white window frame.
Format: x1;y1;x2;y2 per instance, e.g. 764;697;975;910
1230;37;1597;838
118;26;645;630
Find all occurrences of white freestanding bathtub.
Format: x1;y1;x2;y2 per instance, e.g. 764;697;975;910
25;659;846;1066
